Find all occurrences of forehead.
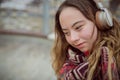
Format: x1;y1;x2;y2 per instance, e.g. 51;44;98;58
59;7;82;19
59;7;86;28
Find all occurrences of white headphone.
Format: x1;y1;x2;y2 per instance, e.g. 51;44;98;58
95;1;113;30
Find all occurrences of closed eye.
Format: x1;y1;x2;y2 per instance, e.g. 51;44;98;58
64;32;70;36
75;26;80;29
75;26;82;30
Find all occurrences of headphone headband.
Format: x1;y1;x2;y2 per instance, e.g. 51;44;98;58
96;2;103;9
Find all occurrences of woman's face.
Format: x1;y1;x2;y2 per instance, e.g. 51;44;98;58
59;7;98;52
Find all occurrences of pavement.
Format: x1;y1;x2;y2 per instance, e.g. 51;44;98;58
0;35;56;80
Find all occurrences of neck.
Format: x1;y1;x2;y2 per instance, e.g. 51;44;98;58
84;51;89;56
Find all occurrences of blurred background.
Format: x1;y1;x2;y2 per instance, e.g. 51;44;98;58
0;0;119;80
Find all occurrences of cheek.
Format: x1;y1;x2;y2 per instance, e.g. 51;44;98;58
85;26;98;44
82;25;97;40
65;37;71;44
65;36;76;47
81;29;93;40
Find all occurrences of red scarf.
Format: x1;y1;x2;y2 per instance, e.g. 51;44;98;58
59;47;119;80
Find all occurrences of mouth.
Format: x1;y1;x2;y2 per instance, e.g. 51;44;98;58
75;42;85;48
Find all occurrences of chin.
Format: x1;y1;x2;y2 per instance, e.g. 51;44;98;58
78;48;88;53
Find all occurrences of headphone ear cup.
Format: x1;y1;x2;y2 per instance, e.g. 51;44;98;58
96;11;107;30
95;9;113;30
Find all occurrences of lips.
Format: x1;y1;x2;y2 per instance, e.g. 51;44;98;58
75;42;85;48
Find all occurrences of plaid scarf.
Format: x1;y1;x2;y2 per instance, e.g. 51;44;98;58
59;47;119;80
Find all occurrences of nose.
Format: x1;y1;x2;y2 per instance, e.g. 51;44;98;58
70;31;80;42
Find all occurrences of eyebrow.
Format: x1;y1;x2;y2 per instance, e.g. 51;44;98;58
62;20;83;31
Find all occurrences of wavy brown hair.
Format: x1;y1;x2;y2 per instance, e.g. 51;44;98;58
51;0;120;80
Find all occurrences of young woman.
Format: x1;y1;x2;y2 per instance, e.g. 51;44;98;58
51;0;120;80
